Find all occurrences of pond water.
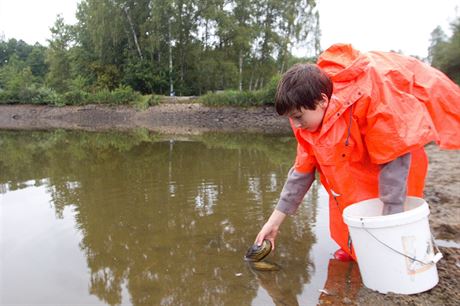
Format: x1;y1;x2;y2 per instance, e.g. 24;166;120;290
0;130;340;306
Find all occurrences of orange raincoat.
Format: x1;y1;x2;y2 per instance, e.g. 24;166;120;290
293;44;460;259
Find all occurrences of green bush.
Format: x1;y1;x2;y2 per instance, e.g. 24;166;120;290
147;94;161;106
0;89;12;104
0;85;142;106
111;85;140;104
132;94;161;110
62;89;90;105
91;89;112;104
199;90;260;107
259;74;281;104
90;86;140;105
31;87;62;105
199;74;280;107
0;86;62;105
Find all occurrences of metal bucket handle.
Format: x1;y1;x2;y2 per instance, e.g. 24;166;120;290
360;221;443;266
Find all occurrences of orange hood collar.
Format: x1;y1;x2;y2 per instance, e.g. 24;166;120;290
317;44;370;82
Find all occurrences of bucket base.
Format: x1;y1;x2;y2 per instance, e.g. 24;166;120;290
362;272;439;295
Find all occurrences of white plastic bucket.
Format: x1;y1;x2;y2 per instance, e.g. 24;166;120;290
343;197;442;294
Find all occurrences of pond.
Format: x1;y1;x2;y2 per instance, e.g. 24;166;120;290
0;129;342;306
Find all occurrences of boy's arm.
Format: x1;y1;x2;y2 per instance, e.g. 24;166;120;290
275;167;315;215
379;152;411;215
255;167;315;248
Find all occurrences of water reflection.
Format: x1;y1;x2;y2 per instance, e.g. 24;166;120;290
1;130;323;305
318;260;362;304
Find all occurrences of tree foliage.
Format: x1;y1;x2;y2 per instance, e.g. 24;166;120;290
46;15;74;92
429;17;460;84
1;0;321;103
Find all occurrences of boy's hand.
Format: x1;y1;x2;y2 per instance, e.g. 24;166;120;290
255;223;279;250
255;209;286;250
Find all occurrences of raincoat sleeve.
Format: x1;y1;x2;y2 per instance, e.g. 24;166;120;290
275;131;317;215
294;142;317;173
275;167;315;215
379;153;411;215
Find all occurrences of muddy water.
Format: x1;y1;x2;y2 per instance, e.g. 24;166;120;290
0;130;339;306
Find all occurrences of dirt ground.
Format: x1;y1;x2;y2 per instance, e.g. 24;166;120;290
0;103;459;305
0;103;288;134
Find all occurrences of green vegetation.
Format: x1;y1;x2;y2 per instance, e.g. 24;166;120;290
0;0;321;106
2;2;457;107
429;17;460;85
133;94;162;110
198;74;281;106
0;83;141;106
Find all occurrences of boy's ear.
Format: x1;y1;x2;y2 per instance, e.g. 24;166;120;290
319;93;329;109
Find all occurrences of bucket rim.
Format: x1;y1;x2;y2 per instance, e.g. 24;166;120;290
343;197;430;228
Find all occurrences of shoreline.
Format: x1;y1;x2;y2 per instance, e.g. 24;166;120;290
0;103;291;134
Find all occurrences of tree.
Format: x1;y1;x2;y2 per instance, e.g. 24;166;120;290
0;38;34;67
3;0;323;97
430;17;460;84
74;0;127;90
231;0;255;91
46;15;74;92
27;44;48;79
428;26;448;65
0;54;34;92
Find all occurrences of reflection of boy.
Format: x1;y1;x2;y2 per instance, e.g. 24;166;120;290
255;44;460;261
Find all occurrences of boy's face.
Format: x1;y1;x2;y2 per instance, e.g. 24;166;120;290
287;94;329;132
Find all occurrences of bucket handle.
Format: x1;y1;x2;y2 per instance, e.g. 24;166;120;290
362;227;443;265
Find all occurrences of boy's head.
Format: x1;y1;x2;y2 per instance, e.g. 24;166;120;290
275;64;333;116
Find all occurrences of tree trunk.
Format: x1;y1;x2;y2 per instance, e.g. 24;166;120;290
280;49;285;74
204;19;209;50
168;18;174;96
239;49;243;91
122;5;143;60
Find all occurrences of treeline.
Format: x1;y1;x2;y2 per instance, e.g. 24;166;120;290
0;0;320;106
1;3;458;107
429;17;460;84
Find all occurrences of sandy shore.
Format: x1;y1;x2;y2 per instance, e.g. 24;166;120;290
0;103;290;134
0;103;458;305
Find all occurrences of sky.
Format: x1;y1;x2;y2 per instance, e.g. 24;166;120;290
314;0;460;59
0;0;459;59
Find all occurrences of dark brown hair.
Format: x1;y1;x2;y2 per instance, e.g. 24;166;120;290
275;64;333;115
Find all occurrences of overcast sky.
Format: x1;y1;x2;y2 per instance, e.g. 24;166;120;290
0;0;459;59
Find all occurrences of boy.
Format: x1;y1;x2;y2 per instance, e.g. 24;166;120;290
255;44;460;261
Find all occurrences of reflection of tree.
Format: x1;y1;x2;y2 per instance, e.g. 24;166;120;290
0;130;318;306
249;267;299;306
318;260;361;304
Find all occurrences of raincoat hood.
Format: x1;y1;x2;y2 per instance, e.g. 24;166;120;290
316;43;460;150
317;44;368;82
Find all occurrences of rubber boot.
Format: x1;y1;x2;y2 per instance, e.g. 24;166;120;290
333;248;353;262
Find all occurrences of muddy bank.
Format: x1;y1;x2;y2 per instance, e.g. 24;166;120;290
1;103;459;305
0;103;290;134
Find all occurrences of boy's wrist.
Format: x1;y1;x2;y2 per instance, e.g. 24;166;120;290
269;209;287;226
